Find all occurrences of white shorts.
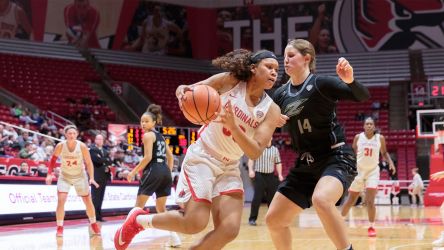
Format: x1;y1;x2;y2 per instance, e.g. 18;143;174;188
175;141;243;206
57;171;90;196
349;166;380;192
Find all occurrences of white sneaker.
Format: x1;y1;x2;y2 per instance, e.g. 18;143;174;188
165;232;181;247
432;232;444;247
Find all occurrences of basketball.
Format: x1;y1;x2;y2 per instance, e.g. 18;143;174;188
180;85;221;125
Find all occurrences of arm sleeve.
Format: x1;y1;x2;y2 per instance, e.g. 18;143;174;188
316;76;370;102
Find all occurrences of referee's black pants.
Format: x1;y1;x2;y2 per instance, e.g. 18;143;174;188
249;172;279;222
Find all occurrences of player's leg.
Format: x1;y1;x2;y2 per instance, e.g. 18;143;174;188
155;195;182;247
134;194;150;209
249;172;266;225
190;192;244;249
341;175;364;217
312;176;350;249
265;192;303;250
365;167;379;237
55;177;70;236
75;176;101;235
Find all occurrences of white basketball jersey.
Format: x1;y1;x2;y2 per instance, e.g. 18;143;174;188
0;2;18;39
199;82;273;160
356;132;381;170
59;140;85;177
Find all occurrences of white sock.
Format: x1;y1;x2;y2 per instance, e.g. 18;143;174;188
89;217;96;224
369;222;375;228
56;220;63;227
137;214;154;229
338;244;352;250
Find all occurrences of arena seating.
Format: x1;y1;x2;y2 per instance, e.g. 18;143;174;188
0;53;116;127
106;64;209;125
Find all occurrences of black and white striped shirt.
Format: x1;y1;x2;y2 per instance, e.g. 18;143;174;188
253;145;281;174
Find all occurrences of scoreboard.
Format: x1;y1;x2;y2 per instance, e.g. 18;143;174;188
127;126;199;155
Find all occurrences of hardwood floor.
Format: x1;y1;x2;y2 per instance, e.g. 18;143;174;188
0;205;443;249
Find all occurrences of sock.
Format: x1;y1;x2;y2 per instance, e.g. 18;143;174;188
56;220;63;227
338;244;353;250
137;214;154;229
89;217;96;224
369;222;375;228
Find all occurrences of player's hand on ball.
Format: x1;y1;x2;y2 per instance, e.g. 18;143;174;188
90;179;99;188
336;57;354;84
45;175;53;185
176;85;193;101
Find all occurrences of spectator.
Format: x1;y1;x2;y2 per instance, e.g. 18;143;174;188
19;142;36;159
37;163;48;177
371;100;381;110
0;0;33;39
13;162;32;177
308;4;338;54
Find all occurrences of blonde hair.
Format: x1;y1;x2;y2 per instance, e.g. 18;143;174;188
287;39;316;72
63;124;78;133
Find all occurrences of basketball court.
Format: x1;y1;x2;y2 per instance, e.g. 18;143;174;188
1;205;443;250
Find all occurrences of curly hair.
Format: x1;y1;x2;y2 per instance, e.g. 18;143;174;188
144;104;163;125
212;49;253;81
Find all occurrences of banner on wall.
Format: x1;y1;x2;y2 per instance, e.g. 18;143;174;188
43;0;123;49
213;0;444;56
0;0;33;40
115;1;192;57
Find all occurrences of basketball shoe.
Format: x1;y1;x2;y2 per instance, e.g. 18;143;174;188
165;231;182;247
56;226;63;237
433;231;444;247
114;207;148;250
368;227;376;237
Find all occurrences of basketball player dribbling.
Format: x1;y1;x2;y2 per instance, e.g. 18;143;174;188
125;104;181;247
114;49;281;250
341;117;395;237
45;125;101;237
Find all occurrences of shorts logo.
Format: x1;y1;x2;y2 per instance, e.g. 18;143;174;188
178;190;185;198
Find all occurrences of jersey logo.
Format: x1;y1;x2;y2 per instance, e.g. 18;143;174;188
284;98;308;118
118;228;126;246
178;190;186;198
256;110;264;119
229;93;236;98
306;85;313;91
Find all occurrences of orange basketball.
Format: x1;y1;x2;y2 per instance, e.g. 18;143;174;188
180;85;221;125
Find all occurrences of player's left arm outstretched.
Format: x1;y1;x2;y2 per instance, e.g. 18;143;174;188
380;134;396;175
81;143;99;188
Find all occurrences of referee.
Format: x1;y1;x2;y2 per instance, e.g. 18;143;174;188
248;139;283;226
